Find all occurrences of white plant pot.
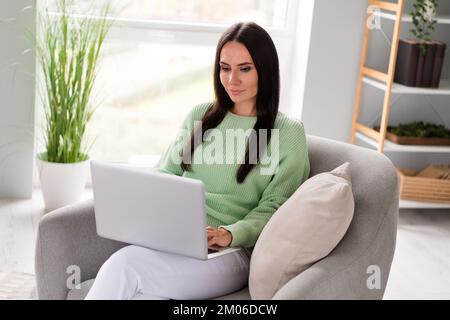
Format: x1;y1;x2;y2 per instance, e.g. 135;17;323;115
36;154;90;212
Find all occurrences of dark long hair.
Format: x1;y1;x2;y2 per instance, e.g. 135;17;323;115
180;22;280;183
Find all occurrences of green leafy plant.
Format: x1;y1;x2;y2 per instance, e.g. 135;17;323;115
409;0;439;55
35;0;113;163
387;121;450;138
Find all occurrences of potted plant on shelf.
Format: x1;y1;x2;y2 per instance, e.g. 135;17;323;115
374;121;450;145
394;0;446;88
386;121;450;145
35;0;113;212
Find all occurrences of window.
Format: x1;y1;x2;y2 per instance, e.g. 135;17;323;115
38;0;298;165
86;41;215;163
46;0;290;28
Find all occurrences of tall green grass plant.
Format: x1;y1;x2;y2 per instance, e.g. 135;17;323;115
36;0;113;163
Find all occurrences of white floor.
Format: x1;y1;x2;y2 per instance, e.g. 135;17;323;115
0;188;93;274
1;188;450;300
384;208;450;300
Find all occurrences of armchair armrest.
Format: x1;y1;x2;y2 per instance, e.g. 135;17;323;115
273;202;397;299
35;199;127;300
273;137;399;300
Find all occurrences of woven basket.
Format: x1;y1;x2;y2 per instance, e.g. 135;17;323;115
397;167;450;204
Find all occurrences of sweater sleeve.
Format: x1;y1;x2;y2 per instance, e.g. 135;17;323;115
220;120;310;248
157;103;210;176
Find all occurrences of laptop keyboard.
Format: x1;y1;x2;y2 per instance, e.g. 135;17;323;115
208;248;219;254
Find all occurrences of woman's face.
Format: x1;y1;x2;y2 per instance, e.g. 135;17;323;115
219;41;258;106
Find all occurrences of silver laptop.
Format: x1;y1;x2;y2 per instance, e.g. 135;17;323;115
90;161;240;260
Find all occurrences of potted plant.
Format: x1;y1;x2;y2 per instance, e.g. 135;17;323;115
374;121;450;145
35;0;113;211
394;0;446;88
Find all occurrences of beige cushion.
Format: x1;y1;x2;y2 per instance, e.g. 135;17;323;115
249;162;354;299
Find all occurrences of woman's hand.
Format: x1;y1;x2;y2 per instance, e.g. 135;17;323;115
207;226;233;247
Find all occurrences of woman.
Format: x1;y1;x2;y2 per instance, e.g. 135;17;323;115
85;21;310;300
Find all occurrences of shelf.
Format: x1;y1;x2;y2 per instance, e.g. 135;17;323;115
355;132;450;153
376;12;450;24
353;2;450;211
363;77;450;95
400;199;450;209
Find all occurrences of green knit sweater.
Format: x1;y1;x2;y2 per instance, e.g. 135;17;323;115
158;103;310;248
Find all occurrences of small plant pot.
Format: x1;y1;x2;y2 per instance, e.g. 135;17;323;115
395;39;446;88
36;153;90;212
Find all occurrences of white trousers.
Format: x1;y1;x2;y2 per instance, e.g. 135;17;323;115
85;245;250;300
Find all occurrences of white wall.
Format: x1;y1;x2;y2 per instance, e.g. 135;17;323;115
298;0;367;142
287;0;315;120
0;1;35;198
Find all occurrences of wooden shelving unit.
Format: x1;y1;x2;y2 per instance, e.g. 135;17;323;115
355;132;450;153
350;0;450;209
362;77;450;95
375;11;450;24
400;200;450;209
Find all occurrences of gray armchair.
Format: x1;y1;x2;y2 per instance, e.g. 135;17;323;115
35;135;399;300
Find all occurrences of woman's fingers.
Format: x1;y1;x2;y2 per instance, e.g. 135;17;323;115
208;236;227;247
207;228;218;242
208;236;222;247
207;228;219;236
207;227;231;247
